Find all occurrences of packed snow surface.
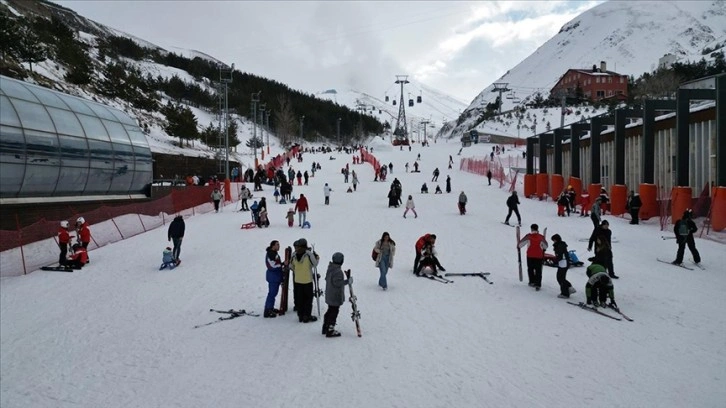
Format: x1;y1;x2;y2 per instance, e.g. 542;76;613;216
2;140;725;408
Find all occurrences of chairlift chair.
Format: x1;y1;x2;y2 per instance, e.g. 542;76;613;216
408;99;414;107
393;100;397;105
417;92;422;103
385;95;389;102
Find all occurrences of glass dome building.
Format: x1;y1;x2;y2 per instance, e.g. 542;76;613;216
0;75;152;202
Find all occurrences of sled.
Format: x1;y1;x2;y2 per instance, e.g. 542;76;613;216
240;222;257;229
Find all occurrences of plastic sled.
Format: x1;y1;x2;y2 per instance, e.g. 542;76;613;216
302;221;311;229
241;222;257;229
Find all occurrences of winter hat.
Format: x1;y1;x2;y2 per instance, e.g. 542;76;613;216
288;208;294;212
601;220;609;226
294;238;308;248
332;252;344;265
551;234;561;242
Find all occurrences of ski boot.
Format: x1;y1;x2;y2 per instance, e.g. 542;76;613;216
326;325;341;338
263;309;277;318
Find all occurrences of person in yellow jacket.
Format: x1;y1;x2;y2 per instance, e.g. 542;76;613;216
290;238;320;323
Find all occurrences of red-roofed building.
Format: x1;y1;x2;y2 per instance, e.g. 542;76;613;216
550;61;629;102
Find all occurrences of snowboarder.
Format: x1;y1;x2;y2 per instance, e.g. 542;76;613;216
322;252;351;337
504;191;522;225
627;191;642;224
290;238;320;323
518;223;548;290
211;187;223;212
403;195;417;218
672;209;701;266
324;183;333;205
372;232;396;290
264;240;284;318
167;215;185;264
57;220;70;267
588;220;618;279
446;175;451;193
458;191;468;215
551;234;574;298
585;256;616;308
294;194;309;227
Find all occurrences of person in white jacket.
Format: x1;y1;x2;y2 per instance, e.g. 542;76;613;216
324;183;333;205
372;232;396;290
403;195;417;218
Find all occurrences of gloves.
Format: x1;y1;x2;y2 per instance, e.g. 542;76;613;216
347;276;354;285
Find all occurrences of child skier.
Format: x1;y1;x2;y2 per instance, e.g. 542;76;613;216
403;195;417;218
159;247;177;270
585;256;616;308
322;252;352;337
286;208;295;227
551;234;574;298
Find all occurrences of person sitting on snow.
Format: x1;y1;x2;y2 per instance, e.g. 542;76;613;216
66;244;89;269
159;247;177;270
420;183;429;194
416;245;446;276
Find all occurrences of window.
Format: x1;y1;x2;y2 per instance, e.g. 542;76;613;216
11;99;56;133
608;77;612;83
596;77;600;84
620;77;625;84
597;90;605;98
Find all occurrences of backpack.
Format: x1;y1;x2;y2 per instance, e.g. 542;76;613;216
677;221;689;236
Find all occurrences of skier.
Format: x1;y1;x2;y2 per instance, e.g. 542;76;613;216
432;168;440;182
417;245;446;275
486;170;492;186
264;240;283;318
403;195;417;218
322;252;352;337
324;183;333;205
518;223;548;290
66;244;89;269
57;220;70;267
76;217;91;249
627;191;642;224
290;238;320;323
372;232;396;290
446;175;451;193
588;220;618;279
672;209;701;266
238;185;251;211
590;197;603;229
211;187;223;212
351;170;358;192
159;247;177;270
585;256;616;308
458;191;468;215
413;233;439;276
504;191;522;225
167;215;185;265
551;234;574;298
294;193;309;227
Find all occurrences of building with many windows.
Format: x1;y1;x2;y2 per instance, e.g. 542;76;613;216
550;61;629;101
0;75;152;203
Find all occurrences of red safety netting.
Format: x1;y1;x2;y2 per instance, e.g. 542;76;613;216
0;184;247;277
359;148;381;173
459;156;524;189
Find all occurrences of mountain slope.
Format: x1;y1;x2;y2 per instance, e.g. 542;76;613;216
438;0;726;139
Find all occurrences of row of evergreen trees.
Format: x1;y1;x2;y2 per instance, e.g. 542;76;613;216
0;8;384;148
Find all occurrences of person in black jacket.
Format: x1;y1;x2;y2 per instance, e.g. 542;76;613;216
627;191;643;224
588;220;618;279
167;215;185;264
552;234;574;298
672;209;701;265
504;191;521;226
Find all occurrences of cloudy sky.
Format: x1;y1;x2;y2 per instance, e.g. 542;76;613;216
57;0;603;103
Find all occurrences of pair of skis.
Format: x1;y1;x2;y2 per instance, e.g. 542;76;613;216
278;246;292;315
656;258;704;270
420;274;453;284
194;309;259;328
346;270;362;337
41;265;81;272
567;301;633;322
444;272;493;284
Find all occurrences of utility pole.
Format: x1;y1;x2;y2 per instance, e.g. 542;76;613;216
492;82;510;116
299;115;305;145
219;63;234;181
251;91;261;169
259;104;266;159
266;110;271;154
393;75;410;144
337;117;341;146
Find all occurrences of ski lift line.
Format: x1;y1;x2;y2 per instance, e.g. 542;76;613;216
230;6;472;56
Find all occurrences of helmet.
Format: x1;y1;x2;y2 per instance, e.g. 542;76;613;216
60;220;69;228
332;252;344;265
77;217;85;224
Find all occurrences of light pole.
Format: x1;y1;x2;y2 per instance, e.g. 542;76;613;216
266;110;271;154
259;104;266;159
337;117;341;146
299;115;305;145
251;91;261;168
219;63;234;181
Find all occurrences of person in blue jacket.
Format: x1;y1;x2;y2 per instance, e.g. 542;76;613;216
264;240;283;318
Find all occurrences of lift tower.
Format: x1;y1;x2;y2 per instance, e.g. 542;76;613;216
393;75;410;145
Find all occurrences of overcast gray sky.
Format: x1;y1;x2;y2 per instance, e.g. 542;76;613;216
57;0;603;103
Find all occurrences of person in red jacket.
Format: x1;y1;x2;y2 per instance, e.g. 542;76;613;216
58;220;70;266
67;244;89;269
76;217;91;248
518;224;548;290
413;233;437;275
294;193;309;227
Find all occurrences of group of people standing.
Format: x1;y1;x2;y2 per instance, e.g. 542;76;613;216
56;217;92;269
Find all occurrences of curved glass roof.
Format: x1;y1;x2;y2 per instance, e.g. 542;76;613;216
0;75;152;200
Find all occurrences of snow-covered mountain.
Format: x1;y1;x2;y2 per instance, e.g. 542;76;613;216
438;0;726;140
316;80;469;138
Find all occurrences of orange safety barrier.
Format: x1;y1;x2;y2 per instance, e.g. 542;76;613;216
568;177;582;205
588;183;602;202
671;186;692;224
610;184;627;216
536;173;549;198
224;179;231;202
524;174;536;198
551;174;564;198
711;186;726;232
639;183;658;220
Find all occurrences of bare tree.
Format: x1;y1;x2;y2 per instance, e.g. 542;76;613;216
275;94;296;146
